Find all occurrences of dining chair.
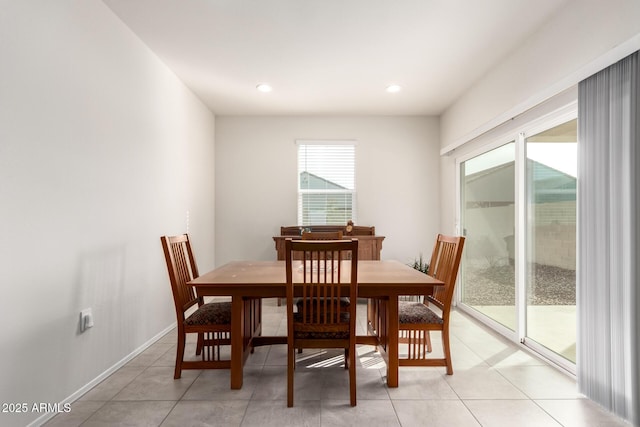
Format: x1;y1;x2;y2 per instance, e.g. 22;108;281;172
398;234;465;375
161;234;232;378
285;238;359;407
295;230;351;351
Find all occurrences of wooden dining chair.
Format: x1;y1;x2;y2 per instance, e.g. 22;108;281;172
161;234;232;379
285;238;359;407
398;234;465;375
294;230;351;352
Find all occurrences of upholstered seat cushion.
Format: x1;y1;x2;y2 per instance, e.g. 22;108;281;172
293;312;350;339
184;301;232;326
398;301;443;325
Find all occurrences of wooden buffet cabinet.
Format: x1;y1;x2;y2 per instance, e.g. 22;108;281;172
273;224;384;260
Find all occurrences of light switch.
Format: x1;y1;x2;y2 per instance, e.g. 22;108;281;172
80;308;94;332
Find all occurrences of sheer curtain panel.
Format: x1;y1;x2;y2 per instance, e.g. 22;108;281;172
577;50;639;425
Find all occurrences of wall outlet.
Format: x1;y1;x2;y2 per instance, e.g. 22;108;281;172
80;308;94;332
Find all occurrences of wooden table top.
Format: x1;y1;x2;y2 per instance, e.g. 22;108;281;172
190;260;442;297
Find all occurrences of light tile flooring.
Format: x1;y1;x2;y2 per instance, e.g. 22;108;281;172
45;299;630;427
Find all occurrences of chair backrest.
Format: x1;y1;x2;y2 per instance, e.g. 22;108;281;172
425;234;465;314
161;234;200;321
301;231;343;240
285;239;358;331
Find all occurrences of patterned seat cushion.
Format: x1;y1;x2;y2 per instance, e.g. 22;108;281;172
398;301;443;325
184;301;232;326
293;312;350;339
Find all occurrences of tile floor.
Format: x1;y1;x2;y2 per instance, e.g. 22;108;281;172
45;299;630;427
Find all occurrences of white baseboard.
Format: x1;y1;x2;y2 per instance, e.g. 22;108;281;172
28;322;176;427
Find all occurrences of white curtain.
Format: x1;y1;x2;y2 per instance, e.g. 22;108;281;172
577;50;639;425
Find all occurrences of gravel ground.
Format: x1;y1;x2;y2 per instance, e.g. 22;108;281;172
463;263;576;305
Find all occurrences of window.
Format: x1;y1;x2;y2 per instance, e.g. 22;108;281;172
297;140;356;225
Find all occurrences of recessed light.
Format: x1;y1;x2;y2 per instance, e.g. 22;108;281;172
386;84;402;93
256;83;272;93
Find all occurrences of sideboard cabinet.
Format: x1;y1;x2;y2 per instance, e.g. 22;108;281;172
273;225;384;260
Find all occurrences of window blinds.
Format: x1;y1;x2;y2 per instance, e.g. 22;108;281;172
297;141;356;226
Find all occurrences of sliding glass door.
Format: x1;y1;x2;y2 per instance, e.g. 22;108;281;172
460;142;516;332
525;120;577;363
458;113;577;367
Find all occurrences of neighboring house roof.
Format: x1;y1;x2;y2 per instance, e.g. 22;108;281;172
529;160;576;203
300;171;347;190
465;159;576;205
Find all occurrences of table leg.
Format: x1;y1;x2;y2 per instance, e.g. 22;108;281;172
230;296;244;389
386;294;399;387
367;298;377;335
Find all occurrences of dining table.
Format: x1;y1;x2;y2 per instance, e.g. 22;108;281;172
188;259;443;389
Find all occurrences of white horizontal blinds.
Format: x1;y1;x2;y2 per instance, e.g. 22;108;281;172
297;141;356;226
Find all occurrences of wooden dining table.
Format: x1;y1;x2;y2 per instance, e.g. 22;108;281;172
188;259;443;389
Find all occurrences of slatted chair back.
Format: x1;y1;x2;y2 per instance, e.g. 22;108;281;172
161;234;201;319
425;234;465;316
287;239;357;333
278;230;345;306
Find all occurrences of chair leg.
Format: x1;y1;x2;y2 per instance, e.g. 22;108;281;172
196;332;204;355
174;331;186;379
442;328;453;375
287;345;295;407
349;345;356;406
425;331;433;353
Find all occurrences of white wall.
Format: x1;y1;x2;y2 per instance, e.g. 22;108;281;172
0;2;215;426
215;116;439;266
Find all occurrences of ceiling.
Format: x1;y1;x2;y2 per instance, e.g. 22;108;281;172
103;0;571;116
